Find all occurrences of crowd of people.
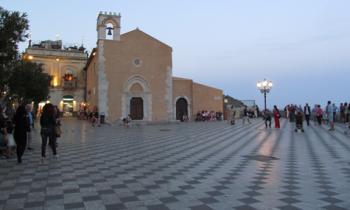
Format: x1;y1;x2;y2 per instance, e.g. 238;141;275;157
78;106;100;127
257;101;350;133
195;110;223;122
0;103;61;164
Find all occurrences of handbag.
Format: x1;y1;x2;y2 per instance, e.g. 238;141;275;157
55;125;62;137
8;134;16;147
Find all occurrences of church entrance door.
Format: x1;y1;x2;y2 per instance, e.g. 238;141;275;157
130;97;144;120
176;98;188;121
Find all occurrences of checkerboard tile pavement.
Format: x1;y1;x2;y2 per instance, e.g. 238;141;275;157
0;119;349;210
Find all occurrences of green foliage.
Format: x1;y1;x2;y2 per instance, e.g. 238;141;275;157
0;6;29;92
8;61;51;104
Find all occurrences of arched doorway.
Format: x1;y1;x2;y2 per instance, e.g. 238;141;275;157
176;98;188;121
130;97;143;120
62;95;74;117
123;75;151;121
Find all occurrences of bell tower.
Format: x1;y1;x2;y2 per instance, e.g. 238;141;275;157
95;12;121;122
97;11;121;41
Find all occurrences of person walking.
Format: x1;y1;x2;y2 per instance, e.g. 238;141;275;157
25;104;34;150
242;106;251;125
346;103;350;124
304;103;311;126
230;109;236;125
40;103;57;162
295;111;305;132
13;105;30;163
332;103;338;122
326;101;335;131
316;105;323;126
273;105;281;128
289;105;296;122
263;109;272;128
90;106;99;127
0;106;9;158
340;103;345;123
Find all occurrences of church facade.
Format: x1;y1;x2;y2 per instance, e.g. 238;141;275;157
86;12;223;122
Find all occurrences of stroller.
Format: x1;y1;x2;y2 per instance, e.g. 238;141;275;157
295;111;304;132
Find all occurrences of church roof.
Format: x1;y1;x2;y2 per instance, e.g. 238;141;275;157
121;28;172;50
172;76;192;81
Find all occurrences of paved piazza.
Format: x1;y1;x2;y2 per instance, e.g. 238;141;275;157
1;119;350;210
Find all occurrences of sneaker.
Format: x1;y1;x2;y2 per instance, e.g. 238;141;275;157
40;157;45;164
54;154;59;159
27;147;34;151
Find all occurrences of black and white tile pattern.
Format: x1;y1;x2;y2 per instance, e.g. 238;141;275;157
0;119;349;210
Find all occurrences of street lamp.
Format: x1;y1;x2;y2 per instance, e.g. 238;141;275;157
257;79;273;111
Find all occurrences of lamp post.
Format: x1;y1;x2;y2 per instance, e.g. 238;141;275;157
257;79;273;111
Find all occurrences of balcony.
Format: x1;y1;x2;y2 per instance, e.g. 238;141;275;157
62;73;77;90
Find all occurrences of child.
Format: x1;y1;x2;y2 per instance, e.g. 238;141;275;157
123;115;132;128
295;111;304;132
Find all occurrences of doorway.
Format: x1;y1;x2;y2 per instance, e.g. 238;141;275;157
130;97;143;120
176;98;188;121
62;95;74;117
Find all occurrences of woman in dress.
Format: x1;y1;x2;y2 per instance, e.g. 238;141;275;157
273;105;281;128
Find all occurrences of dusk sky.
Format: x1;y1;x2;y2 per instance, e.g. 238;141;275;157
2;0;350;109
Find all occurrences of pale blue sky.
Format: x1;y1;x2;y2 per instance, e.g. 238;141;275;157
2;0;350;109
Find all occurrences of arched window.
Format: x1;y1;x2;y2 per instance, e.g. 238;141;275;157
63;68;74;81
105;23;114;40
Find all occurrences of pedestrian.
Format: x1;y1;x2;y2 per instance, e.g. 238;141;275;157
263;109;272;128
242;106;251;125
304;103;311;126
332;103;338;122
123;114;132;128
230;110;236;125
316;105;323;126
0;106;9;158
346;103;350;124
273;105;281;128
40;103;57;162
13;105;30;163
340;103;345;123
25;104;34;150
256;105;260;118
53;106;61;149
295;111;304;132
312;105;317;125
91;106;99;127
289;105;295;122
326;101;335;131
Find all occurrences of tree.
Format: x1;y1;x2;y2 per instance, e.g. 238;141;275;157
8;61;51;104
0;7;29;94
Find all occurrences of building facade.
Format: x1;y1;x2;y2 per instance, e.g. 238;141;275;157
86;12;223;122
24;40;88;116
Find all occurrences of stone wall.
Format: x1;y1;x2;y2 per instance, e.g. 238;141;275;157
192;83;223;117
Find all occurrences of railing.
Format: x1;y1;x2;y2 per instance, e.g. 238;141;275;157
63;80;77;90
